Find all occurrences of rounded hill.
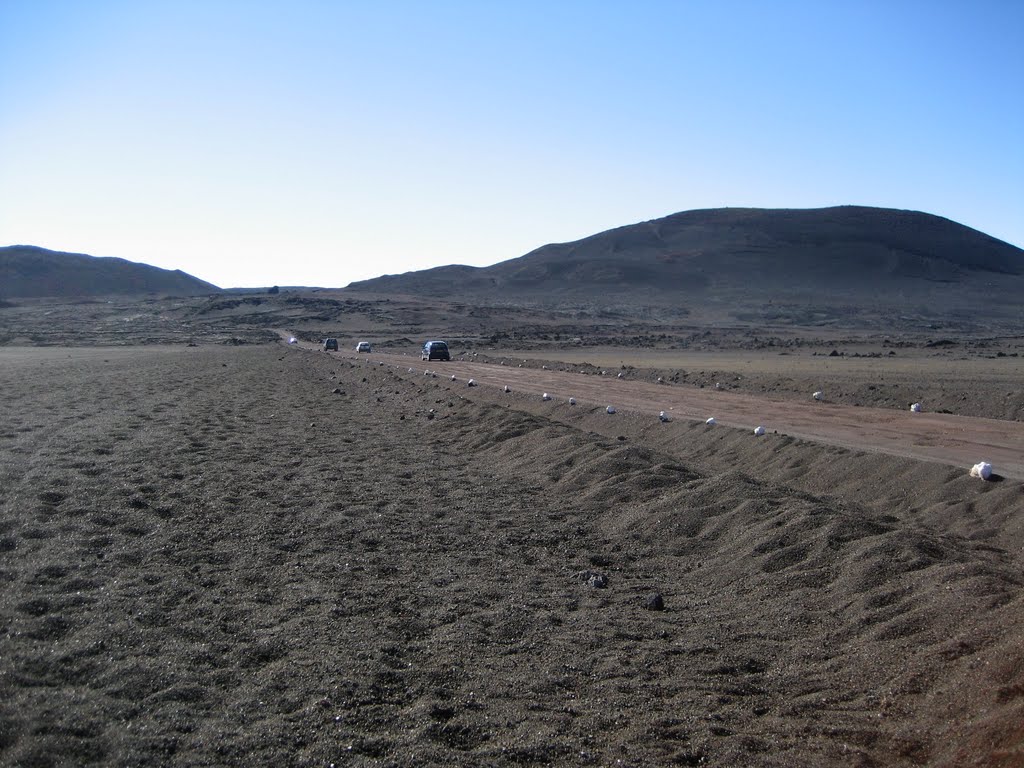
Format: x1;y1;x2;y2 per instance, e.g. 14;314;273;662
346;206;1024;324
0;245;220;299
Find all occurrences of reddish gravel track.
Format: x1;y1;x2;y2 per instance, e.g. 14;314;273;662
327;343;1023;480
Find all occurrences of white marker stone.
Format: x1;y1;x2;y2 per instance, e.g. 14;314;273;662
970;461;993;480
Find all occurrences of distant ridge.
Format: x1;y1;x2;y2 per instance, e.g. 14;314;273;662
346;206;1024;319
0;245;220;299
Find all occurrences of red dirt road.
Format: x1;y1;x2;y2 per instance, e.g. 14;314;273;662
333;344;1023;481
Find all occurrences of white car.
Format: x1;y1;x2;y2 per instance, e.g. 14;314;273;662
355;341;372;353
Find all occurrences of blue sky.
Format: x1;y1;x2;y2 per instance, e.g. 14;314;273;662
1;1;1021;288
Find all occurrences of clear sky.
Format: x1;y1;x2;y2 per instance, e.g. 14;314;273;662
1;1;1021;289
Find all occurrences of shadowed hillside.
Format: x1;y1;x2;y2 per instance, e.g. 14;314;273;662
346;206;1024;324
0;245;220;299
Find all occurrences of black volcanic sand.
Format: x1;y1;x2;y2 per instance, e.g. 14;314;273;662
1;345;1022;767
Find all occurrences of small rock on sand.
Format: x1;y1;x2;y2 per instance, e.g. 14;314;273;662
577;570;609;589
644;593;665;611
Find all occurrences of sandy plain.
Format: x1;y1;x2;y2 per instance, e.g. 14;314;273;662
1;338;1022;767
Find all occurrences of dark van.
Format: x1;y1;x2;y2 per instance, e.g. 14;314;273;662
323;338;339;351
422;341;450;361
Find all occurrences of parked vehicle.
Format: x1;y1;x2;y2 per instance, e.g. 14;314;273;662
355;341;372;353
323;338;339;351
421;340;450;361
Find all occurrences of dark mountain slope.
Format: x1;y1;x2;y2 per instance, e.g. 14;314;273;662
0;245;220;299
346;207;1024;316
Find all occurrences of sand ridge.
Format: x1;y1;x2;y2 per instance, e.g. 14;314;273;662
331;343;1024;481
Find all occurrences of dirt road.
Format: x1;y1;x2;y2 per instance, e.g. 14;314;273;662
326;342;1023;480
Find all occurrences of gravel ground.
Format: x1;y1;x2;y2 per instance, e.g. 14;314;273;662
1;344;1021;767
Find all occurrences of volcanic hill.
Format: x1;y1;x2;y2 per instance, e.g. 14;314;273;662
346;206;1024;326
0;245;220;299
